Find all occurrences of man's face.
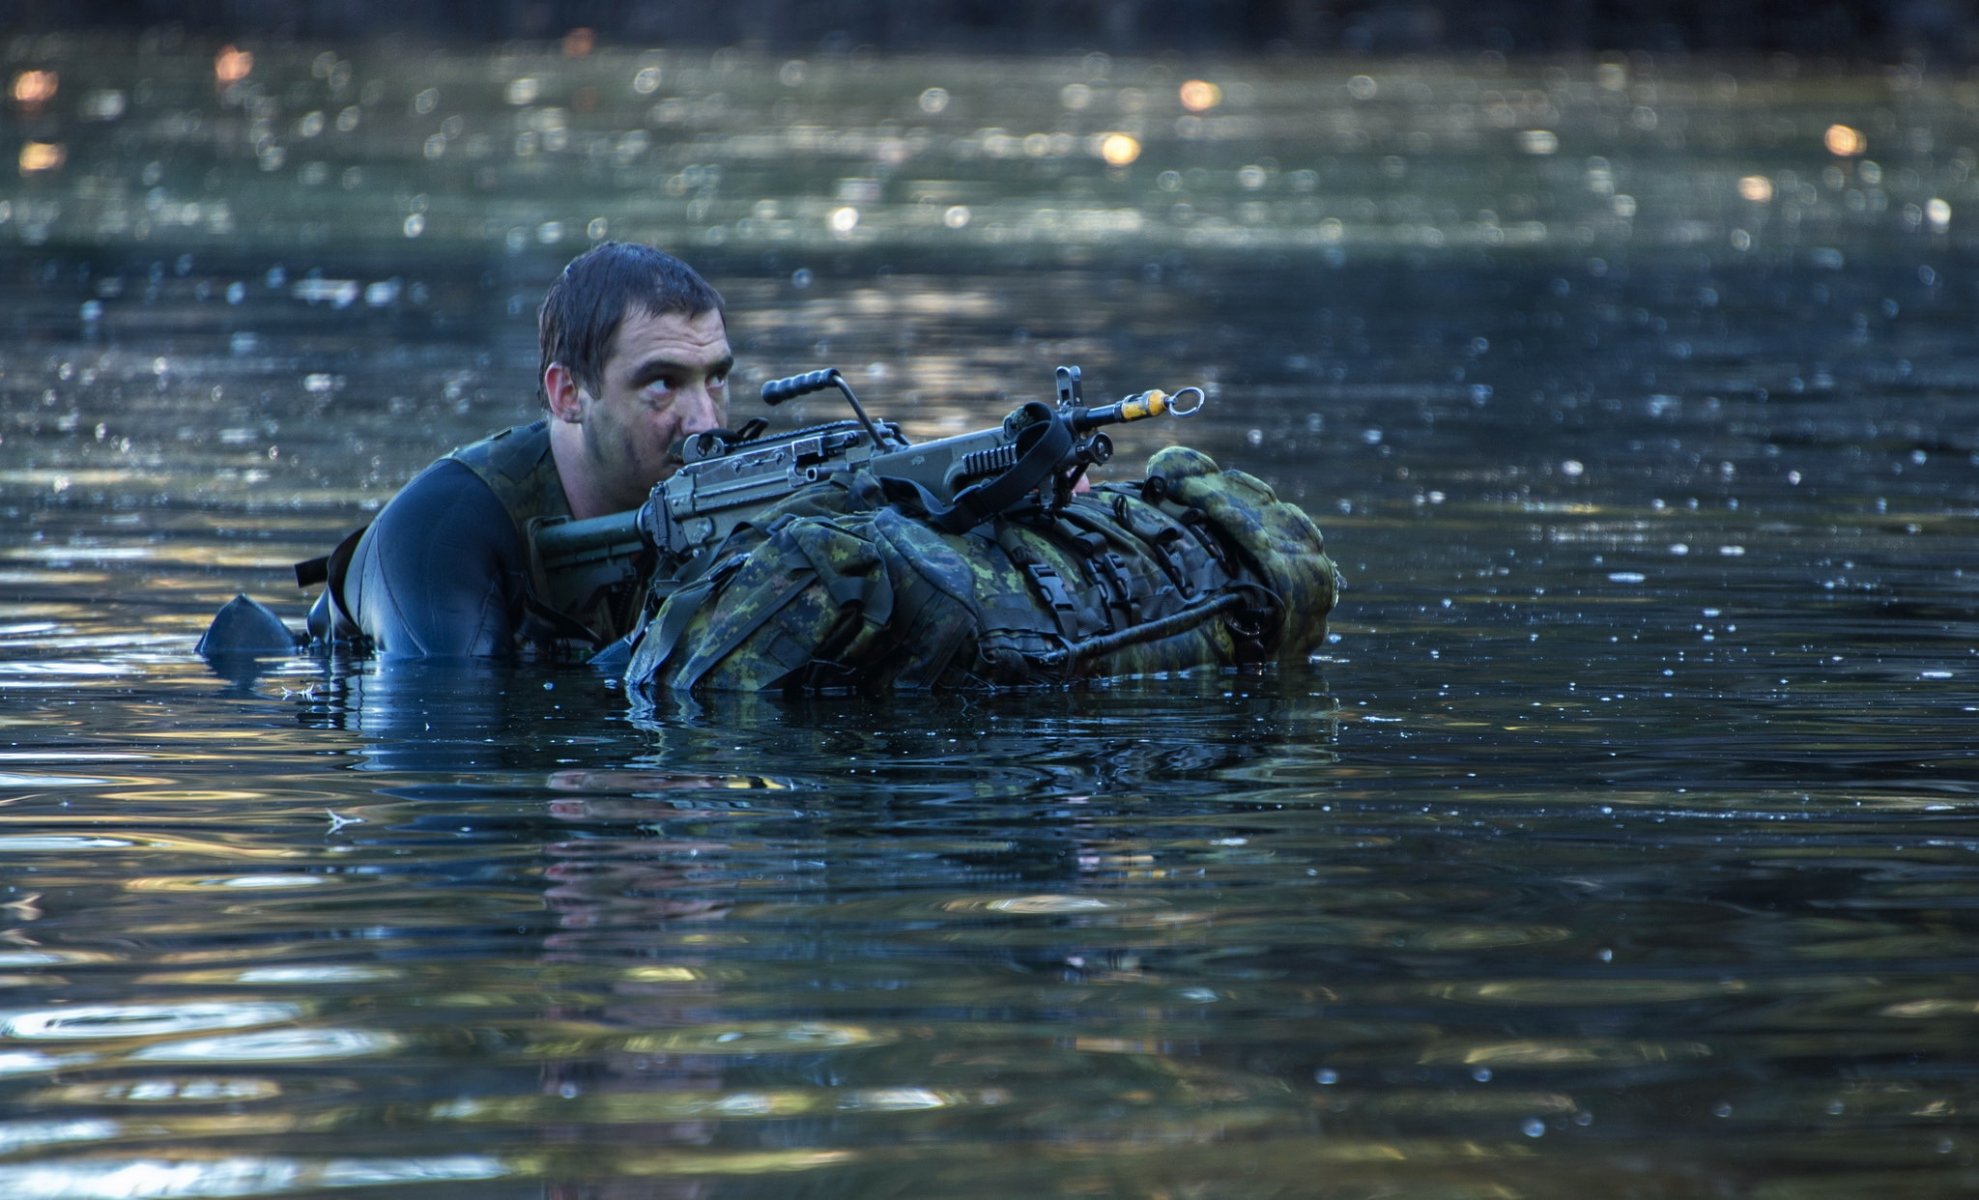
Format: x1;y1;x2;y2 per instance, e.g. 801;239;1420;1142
557;306;732;514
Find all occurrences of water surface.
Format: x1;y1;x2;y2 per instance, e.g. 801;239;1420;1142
1;36;1977;1198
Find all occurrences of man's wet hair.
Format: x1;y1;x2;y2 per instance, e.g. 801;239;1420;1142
538;242;726;400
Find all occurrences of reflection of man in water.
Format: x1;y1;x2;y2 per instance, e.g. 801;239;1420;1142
541;767;737;1200
313;243;733;659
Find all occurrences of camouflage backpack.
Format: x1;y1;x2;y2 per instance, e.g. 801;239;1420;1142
621;445;1341;695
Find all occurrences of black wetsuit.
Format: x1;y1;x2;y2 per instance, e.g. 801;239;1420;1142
340;455;536;658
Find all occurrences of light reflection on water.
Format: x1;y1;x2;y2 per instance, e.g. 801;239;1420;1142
0;33;1977;1200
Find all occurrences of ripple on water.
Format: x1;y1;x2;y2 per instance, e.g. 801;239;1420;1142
621;1021;892;1055
130;1027;402;1064
964;893;1141;914
897;892;1179;919
0;1120;121;1156
126;873;332;893
0;949;119;968
432;1084;1009;1126
1417;1038;1716;1068
33;1076;285;1106
0;834;142;851
0;772;125;788
0;1001;304;1042
0;1154;511;1199
0;662;136;682
0;1050;98;1078
0;832;309;859
129;964;401;990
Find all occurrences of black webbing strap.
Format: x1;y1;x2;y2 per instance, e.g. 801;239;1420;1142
293;525;368;638
924;404;1073;534
1034;591;1247;668
294;524;366;589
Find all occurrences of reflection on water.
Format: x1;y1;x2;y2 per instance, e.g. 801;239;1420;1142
2;33;1978;1200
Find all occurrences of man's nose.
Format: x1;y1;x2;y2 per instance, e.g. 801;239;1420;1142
678;383;723;433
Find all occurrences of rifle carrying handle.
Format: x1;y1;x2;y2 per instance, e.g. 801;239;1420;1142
761;368;842;406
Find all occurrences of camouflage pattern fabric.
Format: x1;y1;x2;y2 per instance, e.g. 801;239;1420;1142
622;446;1340;695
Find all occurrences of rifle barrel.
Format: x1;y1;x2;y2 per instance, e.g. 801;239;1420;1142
1073;385;1206;430
534;509;643;570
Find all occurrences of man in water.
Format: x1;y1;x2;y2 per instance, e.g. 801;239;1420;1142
311;242;732;658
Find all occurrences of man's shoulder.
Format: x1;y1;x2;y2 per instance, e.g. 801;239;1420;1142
371;420;548;529
442;419;567;523
447;418;552;472
374;454;512;536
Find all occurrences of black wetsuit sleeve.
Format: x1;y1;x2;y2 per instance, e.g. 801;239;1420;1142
342;458;531;658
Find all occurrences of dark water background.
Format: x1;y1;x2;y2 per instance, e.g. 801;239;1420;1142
2;33;1977;1198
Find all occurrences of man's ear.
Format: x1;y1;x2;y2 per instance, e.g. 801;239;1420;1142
544;362;585;423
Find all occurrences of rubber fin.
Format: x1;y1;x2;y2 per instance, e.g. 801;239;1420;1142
196;594;303;657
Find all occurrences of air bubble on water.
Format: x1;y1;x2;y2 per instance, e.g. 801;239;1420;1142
1315;1068;1339;1085
1471;1067;1492;1082
1521;1118;1545;1138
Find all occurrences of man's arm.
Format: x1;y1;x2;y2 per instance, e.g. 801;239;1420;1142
341;459;530;658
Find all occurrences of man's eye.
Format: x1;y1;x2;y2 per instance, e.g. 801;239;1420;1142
709;373;729;392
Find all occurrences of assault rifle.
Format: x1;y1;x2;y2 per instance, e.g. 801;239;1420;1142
528;364;1204;610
